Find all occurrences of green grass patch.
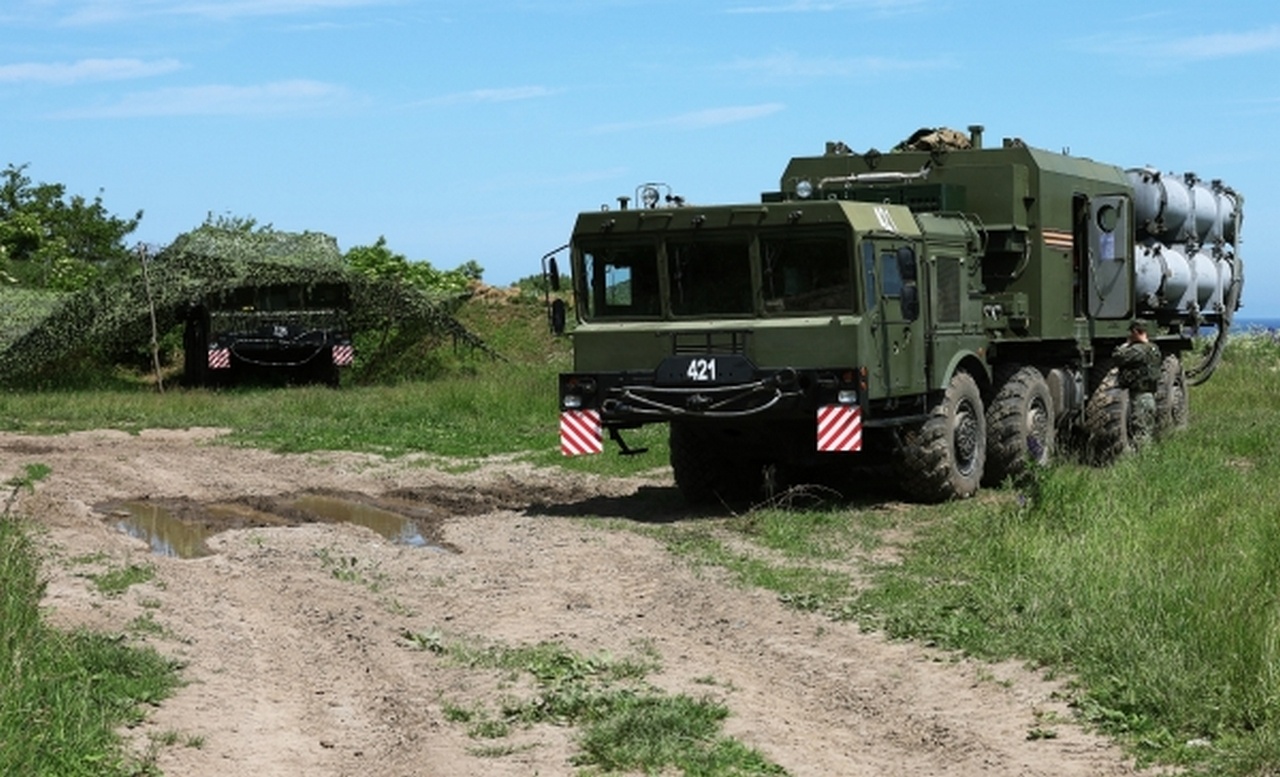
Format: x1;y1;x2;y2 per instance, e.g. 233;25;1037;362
404;632;785;775
89;562;156;597
658;528;856;616
1;506;181;776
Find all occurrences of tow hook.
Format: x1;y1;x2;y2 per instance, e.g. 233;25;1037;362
686;393;712;411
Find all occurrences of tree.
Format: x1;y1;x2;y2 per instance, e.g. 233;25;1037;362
344;237;482;294
0;164;142;291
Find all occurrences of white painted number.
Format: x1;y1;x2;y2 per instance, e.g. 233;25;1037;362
686;358;718;382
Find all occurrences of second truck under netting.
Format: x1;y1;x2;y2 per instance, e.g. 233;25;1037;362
547;126;1243;503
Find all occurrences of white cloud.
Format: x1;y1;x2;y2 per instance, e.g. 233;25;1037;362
52;79;353;118
59;0;398;24
724;51;950;79
1082;25;1280;62
417;86;561;107
590;103;785;134
0;57;182;85
1159;25;1280;60
727;0;927;14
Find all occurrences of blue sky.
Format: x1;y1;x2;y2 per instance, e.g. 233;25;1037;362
2;0;1278;314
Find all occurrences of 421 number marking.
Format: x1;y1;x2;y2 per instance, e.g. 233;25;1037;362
686;358;718;382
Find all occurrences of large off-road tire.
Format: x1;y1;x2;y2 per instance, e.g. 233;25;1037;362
1084;368;1131;465
984;366;1054;486
669;422;759;506
892;371;986;502
1155;354;1189;436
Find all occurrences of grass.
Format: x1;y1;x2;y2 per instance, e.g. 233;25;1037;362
89;562;157;596
1;471;182;776
405;631;786;775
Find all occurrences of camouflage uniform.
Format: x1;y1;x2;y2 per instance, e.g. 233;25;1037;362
1114;339;1162;448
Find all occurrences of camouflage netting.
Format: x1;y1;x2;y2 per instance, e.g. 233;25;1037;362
0;227;495;384
0;288;64;355
893;127;972;153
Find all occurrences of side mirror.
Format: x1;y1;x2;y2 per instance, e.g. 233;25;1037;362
901;283;919;322
550;299;567;335
547;256;561;293
896;246;918;282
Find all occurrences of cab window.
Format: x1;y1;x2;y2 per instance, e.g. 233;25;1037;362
668;238;752;316
581;243;661;319
761;233;852;313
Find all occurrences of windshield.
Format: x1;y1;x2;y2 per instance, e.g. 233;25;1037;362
576;228;855;321
668;237;752;316
761;232;852;313
582;243;662;319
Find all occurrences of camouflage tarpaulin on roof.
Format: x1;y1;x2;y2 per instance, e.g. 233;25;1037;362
0;227;494;383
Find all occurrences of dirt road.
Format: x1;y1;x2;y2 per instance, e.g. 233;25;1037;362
5;428;1139;776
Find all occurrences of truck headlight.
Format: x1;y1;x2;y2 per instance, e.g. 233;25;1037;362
837;389;858;405
795;179;814;199
563;394;584;409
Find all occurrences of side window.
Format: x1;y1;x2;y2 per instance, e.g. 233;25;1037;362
880;250;903;297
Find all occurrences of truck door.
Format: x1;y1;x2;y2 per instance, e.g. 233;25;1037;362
862;238;928;397
1084;194;1133;319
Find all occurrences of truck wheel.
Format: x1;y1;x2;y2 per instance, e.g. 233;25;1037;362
1155;355;1188;436
669;422;756;506
893;371;986;502
1084;368;1131;465
984;366;1054;485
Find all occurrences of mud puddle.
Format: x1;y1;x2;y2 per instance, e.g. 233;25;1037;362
99;490;463;558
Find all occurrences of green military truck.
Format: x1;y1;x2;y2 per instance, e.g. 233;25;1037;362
550;126;1244;503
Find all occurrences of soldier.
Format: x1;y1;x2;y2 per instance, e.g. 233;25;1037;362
1114;321;1162;449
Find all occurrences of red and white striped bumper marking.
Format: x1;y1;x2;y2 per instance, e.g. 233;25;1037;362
817;404;863;452
207;347;231;370
560;410;603;456
332;344;354;366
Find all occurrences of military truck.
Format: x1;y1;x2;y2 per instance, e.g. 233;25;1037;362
183;281;354;387
549;126;1244;503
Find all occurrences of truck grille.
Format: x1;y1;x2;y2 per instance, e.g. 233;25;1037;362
671;331;750;355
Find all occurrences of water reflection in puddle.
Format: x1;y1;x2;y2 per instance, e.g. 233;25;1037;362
112;502;213;559
108;493;444;559
290;495;435;548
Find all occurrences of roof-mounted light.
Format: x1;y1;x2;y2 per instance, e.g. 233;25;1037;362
641;185;660;209
795;179;814;200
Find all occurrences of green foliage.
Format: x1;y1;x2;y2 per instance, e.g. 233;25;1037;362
344;236;482;296
0;164;141;292
1;480;180;776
